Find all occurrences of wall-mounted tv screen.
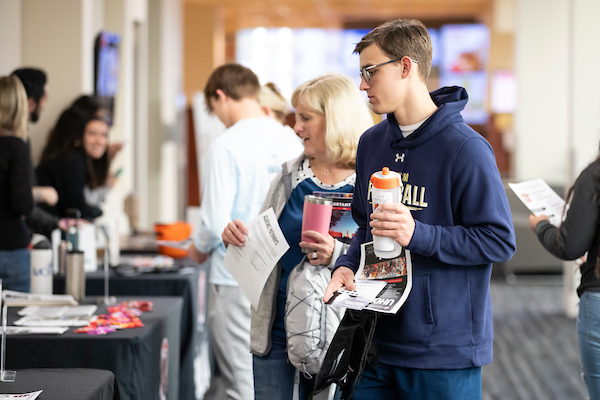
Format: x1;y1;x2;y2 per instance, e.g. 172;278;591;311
94;31;121;126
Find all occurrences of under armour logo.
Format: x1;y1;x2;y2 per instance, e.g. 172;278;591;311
395;153;405;163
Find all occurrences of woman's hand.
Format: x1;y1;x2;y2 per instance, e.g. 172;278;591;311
58;218;88;231
32;186;58;206
299;230;335;266
529;214;550;232
222;219;249;248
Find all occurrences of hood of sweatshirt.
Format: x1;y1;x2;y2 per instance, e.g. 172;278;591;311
387;86;468;149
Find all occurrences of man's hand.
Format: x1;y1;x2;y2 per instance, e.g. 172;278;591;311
370;202;415;247
529;214;550;232
187;243;208;264
323;266;356;303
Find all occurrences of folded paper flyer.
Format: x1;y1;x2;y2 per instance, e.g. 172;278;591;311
328;242;412;314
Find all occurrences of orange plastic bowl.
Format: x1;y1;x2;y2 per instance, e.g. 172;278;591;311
154;222;192;258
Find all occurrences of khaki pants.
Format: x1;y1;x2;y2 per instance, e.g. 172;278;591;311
207;284;254;400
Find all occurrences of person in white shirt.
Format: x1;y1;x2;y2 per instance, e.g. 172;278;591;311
187;63;303;400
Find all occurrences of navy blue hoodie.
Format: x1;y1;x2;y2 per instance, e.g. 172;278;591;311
335;86;516;369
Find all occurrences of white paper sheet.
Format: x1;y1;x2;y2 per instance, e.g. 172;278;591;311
0;390;43;399
155;238;194;250
18;305;97;318
509;179;566;227
5;326;68;335
14;316;90;327
223;208;289;309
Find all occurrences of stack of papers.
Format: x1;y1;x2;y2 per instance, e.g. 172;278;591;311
14;305;97;327
6;327;69;335
2;291;78;307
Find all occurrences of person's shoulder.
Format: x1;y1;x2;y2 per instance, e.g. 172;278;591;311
579;159;600;182
244;117;287;135
0;135;27;149
41;151;85;172
434;121;491;153
58;151;85;165
215;117;278;141
285;153;306;172
364;119;387;136
443;119;480;139
0;136;30;162
358;119;388;147
587;158;600;172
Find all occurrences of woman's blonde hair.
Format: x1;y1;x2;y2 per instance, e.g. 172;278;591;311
259;83;289;124
0;75;29;140
291;73;372;169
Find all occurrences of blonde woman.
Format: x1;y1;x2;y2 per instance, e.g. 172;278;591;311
259;82;304;149
222;73;373;400
258;82;289;125
0;75;34;291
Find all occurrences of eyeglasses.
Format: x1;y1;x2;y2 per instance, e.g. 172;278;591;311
359;57;418;83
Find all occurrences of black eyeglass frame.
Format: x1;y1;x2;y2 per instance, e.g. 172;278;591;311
359;57;418;83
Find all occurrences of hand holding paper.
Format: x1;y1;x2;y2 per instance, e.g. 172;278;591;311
222;208;289;308
509;179;566;227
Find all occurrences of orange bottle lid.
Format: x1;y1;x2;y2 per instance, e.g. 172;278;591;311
370;167;400;189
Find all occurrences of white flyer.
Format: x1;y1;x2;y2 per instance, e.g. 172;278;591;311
508;179;566;227
0;391;43;399
223;208;289;309
327;242;412;314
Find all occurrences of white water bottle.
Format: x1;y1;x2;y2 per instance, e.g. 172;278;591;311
370;167;402;259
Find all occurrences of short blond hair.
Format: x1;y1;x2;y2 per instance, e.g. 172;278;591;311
291;74;372;169
259;83;289;124
0;75;29;140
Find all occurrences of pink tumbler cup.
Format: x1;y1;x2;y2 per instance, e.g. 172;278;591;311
301;195;333;253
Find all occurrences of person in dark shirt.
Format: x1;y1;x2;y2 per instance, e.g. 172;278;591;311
11;67;62;238
37;107;110;221
530;145;600;399
0;75;35;292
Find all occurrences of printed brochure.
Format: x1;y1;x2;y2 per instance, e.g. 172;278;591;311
328;241;412;314
312;192;357;245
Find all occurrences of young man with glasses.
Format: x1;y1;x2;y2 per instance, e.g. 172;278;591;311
324;19;516;399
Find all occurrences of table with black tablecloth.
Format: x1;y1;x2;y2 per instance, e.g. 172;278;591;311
5;296;181;400
54;264;202;400
0;368;119;400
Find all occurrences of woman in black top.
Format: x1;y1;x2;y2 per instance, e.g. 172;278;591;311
530;147;600;399
36;106;110;221
0;75;34;292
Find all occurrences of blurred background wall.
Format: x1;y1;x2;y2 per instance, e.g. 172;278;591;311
1;0;599;234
